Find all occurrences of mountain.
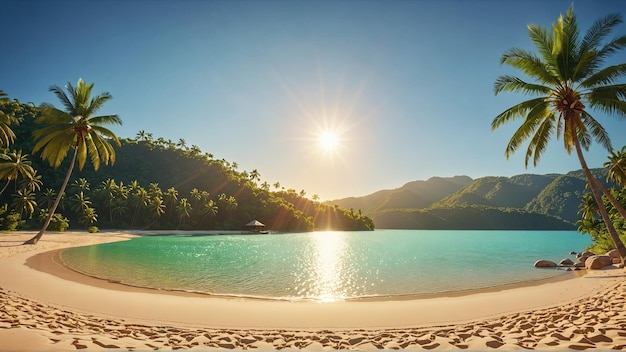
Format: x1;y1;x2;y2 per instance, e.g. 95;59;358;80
326;170;613;230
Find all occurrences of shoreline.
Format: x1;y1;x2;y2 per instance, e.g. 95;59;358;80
34;246;585;303
1;231;626;351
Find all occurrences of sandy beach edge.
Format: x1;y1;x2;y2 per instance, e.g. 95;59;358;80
1;231;626;351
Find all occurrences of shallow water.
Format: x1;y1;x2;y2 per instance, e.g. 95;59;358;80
60;230;591;301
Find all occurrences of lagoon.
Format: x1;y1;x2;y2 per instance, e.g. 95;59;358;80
60;230;591;302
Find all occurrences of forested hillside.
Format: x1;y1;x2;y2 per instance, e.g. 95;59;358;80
0;99;374;232
327;170;613;230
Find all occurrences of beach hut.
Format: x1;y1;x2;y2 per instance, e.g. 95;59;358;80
244;220;269;234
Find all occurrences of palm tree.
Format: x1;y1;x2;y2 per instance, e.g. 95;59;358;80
578;192;599;222
176;198;192;229
0;150;35;195
12;189;37;219
146;196;166;229
605;146;626;186
25;79;122;244
39;188;57;209
492;6;626;260
202;199;218;223
19;170;43;193
0;90;19;147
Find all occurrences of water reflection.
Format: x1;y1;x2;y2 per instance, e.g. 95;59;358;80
310;231;347;302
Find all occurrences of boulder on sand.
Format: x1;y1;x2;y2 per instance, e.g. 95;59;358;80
534;260;557;268
559;258;574;266
585;255;613;270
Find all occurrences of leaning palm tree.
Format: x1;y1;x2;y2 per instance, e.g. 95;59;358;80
492;6;626;260
24;79;122;244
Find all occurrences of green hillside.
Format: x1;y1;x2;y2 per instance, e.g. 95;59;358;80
327;170;613;230
0;100;374;232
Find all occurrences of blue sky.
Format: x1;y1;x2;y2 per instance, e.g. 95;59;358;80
3;0;626;200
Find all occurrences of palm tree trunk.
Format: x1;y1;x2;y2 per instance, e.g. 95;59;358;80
573;136;626;264
24;147;78;245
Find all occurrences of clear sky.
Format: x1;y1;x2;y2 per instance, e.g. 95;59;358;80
3;0;626;201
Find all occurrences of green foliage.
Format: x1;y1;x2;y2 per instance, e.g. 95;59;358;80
577;187;626;253
0;204;22;231
37;209;69;232
0;99;373;232
88;226;99;233
372;205;571;230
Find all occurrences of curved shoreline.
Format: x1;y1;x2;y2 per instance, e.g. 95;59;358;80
2;231;626;351
36;246;585;303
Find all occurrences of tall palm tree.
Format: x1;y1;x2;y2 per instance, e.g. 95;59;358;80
25;79;122;244
492;6;626;260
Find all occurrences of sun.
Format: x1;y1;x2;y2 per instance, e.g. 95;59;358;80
319;131;339;151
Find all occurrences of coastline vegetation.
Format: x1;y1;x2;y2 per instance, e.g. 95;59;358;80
492;5;626;261
0;86;374;240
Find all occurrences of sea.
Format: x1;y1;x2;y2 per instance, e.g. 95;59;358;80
60;229;591;302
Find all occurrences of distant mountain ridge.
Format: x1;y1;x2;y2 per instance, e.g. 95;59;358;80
326;169;611;230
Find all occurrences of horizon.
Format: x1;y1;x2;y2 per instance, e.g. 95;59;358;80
3;0;626;201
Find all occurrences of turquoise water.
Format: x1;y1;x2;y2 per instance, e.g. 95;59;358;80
60;230;591;302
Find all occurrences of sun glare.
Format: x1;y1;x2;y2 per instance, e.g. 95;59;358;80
319;131;339;151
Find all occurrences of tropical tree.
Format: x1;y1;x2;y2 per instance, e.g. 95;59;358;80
19;170;43;193
12;189;37;219
25;79;122;244
491;6;626;260
146;196;166;229
605;146;626;186
175;197;192;229
0;90;19;147
0;150;35;195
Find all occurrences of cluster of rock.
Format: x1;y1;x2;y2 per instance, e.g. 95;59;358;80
534;249;623;270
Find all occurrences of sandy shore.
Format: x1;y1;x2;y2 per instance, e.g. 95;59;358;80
1;231;625;351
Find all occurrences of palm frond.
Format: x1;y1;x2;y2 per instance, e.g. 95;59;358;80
504;108;545;159
585;84;626;117
500;48;557;84
553;6;580;81
527;114;557;166
88;114;123;127
527;24;556;69
596;35;626;64
580;64;626;88
86;92;113;117
35;106;73;125
491;98;547;130
581;111;612;151
49;84;75;114
581;12;623;51
494;75;551;96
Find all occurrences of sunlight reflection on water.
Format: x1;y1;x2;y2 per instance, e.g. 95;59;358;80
60;230;591;301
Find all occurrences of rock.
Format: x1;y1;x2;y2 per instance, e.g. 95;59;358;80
577;250;594;259
535;260;557;268
606;249;623;263
606;249;620;259
559;258;574;266
585;255;613;270
573;260;586;267
569;251;577;255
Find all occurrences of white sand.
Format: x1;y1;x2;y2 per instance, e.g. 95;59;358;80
1;231;625;351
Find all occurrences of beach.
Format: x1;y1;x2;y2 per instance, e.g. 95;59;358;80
1;231;625;351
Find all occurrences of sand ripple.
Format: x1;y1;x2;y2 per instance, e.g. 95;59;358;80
2;280;626;351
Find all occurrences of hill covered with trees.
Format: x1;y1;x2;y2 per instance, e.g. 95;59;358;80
327;170;614;230
0;98;374;232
